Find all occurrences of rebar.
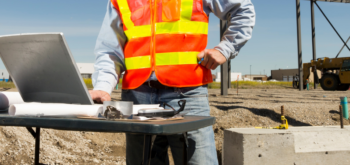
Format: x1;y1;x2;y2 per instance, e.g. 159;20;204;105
281;106;286;125
340;105;344;129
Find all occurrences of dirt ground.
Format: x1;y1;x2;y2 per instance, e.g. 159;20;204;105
0;88;349;164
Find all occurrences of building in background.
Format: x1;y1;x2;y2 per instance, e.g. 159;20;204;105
76;63;95;79
271;68;321;82
215;72;242;82
0;69;10;82
243;74;267;81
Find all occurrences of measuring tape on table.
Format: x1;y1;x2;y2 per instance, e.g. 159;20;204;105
255;116;288;129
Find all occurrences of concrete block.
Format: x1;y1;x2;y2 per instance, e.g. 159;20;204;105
223;126;350;165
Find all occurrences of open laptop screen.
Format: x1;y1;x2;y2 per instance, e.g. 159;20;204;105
0;33;93;105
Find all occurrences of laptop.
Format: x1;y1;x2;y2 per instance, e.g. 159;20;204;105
0;33;94;105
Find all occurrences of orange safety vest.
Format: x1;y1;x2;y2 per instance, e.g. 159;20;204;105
111;0;213;89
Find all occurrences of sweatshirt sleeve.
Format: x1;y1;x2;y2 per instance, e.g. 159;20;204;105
92;1;127;94
203;0;256;60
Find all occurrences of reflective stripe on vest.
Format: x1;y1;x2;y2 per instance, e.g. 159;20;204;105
112;0;212;89
124;22;208;40
125;52;199;70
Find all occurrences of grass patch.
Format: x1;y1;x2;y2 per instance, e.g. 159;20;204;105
0;79;96;89
0;81;16;88
84;78;93;89
84;78;122;90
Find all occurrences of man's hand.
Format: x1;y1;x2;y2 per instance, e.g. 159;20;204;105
197;49;227;70
89;90;111;103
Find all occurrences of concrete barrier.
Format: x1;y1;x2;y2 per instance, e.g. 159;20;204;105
223;126;350;165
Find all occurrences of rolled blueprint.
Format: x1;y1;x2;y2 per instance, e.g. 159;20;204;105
0;92;24;110
9;103;103;117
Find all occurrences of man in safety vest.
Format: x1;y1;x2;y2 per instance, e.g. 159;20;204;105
89;0;255;164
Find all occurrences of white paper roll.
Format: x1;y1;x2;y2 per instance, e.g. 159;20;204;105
0;92;24;110
9;103;103;117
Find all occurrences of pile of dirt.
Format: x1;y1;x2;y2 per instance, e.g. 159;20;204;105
0;127;126;164
0;88;348;164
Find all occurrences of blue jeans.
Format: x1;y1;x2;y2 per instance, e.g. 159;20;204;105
122;84;218;165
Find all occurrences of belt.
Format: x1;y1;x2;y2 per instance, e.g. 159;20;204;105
143;81;173;89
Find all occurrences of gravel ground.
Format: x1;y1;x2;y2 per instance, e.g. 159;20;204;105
0;88;349;164
209;88;349;163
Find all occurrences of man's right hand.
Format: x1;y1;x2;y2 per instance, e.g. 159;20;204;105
89;90;111;103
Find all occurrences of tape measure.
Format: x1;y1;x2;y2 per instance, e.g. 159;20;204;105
255;116;288;129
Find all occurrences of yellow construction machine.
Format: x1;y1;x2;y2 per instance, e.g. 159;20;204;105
293;57;350;91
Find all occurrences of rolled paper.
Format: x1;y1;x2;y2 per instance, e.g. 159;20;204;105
0;92;24;110
9;103;103;117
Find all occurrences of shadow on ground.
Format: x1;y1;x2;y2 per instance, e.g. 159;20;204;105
211;101;243;104
0;88;11;91
329;110;340;115
214;105;312;126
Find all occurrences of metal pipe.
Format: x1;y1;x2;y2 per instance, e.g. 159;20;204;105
142;135;157;165
311;0;317;89
336;36;350;58
296;0;303;91
35;127;41;165
26;127;36;138
340;97;349;120
220;63;228;96
314;1;350;52
182;132;189;165
228;60;231;89
340;105;344;129
220;20;228;96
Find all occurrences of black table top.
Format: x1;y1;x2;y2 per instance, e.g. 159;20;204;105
0;113;215;135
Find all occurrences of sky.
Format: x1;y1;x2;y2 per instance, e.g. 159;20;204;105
0;0;349;76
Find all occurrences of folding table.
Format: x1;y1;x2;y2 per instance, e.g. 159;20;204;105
0;113;215;165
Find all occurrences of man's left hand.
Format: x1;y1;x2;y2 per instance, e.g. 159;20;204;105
197;49;227;70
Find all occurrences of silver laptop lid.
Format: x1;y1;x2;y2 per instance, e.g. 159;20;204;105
0;33;93;105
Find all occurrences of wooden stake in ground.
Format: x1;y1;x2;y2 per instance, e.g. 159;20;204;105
340;105;344;129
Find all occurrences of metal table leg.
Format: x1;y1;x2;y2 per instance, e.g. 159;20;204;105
35;127;41;165
26;127;41;165
142;135;157;165
183;132;189;165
